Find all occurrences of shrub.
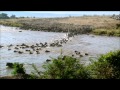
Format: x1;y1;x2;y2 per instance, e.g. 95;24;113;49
29;64;42;79
116;24;120;29
12;63;26;76
41;56;91;79
11;63;34;79
99;30;107;35
92;29;107;35
89;50;120;79
107;31;115;36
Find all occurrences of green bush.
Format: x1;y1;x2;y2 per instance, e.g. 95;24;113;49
99;31;107;35
29;64;42;79
116;24;120;29
11;63;33;79
115;34;120;37
107;31;115;36
12;63;26;75
89;50;120;79
92;29;107;35
41;56;91;79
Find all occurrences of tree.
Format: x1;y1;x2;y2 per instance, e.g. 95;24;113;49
0;13;9;19
10;15;16;18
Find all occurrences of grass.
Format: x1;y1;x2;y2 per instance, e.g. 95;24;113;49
56;16;119;29
0;20;23;27
92;29;120;36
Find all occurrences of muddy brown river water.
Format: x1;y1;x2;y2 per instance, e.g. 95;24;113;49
0;25;120;76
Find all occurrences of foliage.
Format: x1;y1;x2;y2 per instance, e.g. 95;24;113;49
41;56;91;79
0;13;9;19
29;64;42;79
88;50;120;79
116;24;120;29
0;13;16;19
92;29;120;36
10;15;16;19
12;63;26;75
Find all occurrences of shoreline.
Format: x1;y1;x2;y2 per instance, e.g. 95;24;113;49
0;16;119;37
0;24;120;37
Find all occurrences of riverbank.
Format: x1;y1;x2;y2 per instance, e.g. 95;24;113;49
0;16;120;36
92;29;120;37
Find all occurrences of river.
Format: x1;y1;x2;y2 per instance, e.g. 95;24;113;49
0;25;120;76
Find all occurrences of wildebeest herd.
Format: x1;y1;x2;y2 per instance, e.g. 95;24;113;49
0;38;69;54
0;32;89;64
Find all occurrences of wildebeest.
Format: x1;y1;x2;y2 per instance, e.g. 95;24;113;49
46;59;51;62
29;51;33;54
85;53;88;55
75;51;80;55
18;51;23;54
8;49;11;50
80;55;83;57
45;50;50;52
0;45;4;48
6;63;14;68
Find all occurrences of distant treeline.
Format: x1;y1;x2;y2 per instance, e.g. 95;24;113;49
0;13;31;19
0;13;16;19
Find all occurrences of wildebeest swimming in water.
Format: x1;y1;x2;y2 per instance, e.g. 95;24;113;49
46;59;51;62
6;63;14;68
0;45;4;48
75;51;80;55
18;51;23;54
45;50;50;53
8;48;11;50
85;53;88;55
